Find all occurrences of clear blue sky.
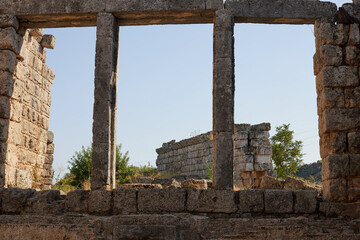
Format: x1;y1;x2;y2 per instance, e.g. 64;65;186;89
44;0;350;175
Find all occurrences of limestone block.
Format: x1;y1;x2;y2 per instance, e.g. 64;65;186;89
251;146;272;155
138;189;185;213
0;50;16;73
284;177;316;191
345;87;360;108
0;71;14;97
42;65;55;83
320;132;347;158
348;177;360;202
15;169;32;188
113;189;137;214
293;190;317;214
345;46;360;65
88;190;112;214
322;154;350;180
65;190;89;212
348;24;360;46
28;28;43;37
318;88;345;111
25;190;63;214
226;0;337;24
254;163;272;171
249;131;270;139
250;139;270;147
7;121;21;145
1;188;35;213
181;179;207;189
348;132;360;154
10;99;22;122
320;108;360;133
260;176;284;190
317;66;358;89
214;29;233;59
235;123;251;132
46;143;54;154
40;34;56;49
0;28;21;55
349;154;360;177
233;131;248;140
213;132;233;190
213;76;234;132
323;178;348;202
255;155;271;164
264;190;293;214
234;147;248;156
251;123;271;132
187;189;237;213
46;131;54;144
0;15;19;29
319;45;342;66
238;190;264;213
106;0;208;12
233;139;248;149
315;22;349;46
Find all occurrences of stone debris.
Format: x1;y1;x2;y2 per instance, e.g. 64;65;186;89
260;175;284;190
181;179;208;189
134;177;153;184
118;183;162;189
163;179;181;189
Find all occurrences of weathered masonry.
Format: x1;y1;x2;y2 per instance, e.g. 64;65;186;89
0;0;359;239
156;123;274;188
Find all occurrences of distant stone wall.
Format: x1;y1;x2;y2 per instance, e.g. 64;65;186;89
0;17;55;189
156;123;273;187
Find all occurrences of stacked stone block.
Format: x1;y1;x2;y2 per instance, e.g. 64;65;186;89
156;123;273;188
233;123;273;189
156;133;213;178
0;14;55;189
314;21;360;202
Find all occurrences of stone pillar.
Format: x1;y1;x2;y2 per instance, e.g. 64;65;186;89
91;13;119;190
0;15;20;188
212;10;235;190
314;20;360;202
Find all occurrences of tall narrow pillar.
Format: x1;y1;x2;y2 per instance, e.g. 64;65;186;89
91;13;119;190
212;10;235;190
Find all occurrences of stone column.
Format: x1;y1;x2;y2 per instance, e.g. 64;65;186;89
91;13;119;190
314;20;360;202
212;10;235;190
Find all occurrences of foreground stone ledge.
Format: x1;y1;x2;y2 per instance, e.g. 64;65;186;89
225;0;337;24
138;189;186;213
264;190;293;214
65;190;90;213
238;190;264;213
187;189;237;213
113;188;137;214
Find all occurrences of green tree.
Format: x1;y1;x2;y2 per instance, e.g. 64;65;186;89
64;144;131;188
271;124;304;178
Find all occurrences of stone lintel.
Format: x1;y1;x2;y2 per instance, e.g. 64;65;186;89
1;0;223;28
91;13;119;191
225;0;337;25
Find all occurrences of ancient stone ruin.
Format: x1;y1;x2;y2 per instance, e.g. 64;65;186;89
0;0;359;239
156;123;274;188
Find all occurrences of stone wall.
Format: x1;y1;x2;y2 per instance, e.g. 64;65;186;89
314;12;360;202
0;187;358;239
0;16;55;189
156;123;273;188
